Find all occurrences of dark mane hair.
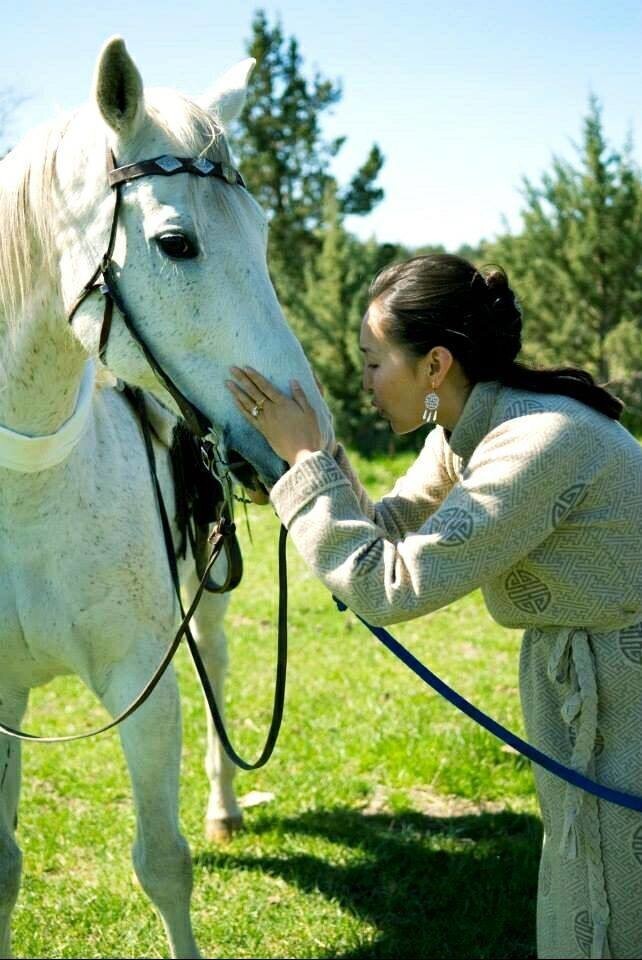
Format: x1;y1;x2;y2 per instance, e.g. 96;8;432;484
369;253;623;421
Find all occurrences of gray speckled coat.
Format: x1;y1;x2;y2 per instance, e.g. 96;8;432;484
270;381;642;959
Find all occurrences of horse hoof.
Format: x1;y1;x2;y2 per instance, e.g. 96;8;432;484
205;814;243;843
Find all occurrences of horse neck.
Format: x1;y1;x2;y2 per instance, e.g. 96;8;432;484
0;275;88;436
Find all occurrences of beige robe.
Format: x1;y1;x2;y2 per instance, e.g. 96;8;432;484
269;380;642;959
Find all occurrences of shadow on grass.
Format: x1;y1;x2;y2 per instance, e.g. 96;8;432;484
195;806;540;959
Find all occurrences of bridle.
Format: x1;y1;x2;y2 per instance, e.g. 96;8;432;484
0;147;287;769
66;147;250;589
67;148;247;437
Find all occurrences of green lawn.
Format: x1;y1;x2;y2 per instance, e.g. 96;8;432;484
14;449;540;959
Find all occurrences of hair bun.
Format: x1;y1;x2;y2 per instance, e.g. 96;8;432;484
481;267;520;324
483;267;509;291
476;265;522;365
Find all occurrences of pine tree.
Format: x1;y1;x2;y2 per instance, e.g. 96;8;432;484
299;184;410;452
489;97;642;424
231;10;384;319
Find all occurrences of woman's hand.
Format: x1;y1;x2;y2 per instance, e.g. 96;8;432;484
226;366;324;467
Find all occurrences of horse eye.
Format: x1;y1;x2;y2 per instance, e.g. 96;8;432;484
155;233;199;260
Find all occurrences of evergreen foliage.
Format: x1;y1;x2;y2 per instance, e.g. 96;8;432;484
298;184;410;451
231;10;384;319
488;97;642;427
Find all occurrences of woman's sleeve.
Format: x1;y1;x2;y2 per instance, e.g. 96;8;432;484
270;411;595;626
330;428;458;542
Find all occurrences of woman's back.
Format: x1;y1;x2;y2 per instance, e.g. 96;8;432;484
442;381;642;631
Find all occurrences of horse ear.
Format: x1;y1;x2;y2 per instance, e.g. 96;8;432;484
199;58;256;126
93;36;145;138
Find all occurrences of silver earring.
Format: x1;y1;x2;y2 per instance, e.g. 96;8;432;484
422;387;439;424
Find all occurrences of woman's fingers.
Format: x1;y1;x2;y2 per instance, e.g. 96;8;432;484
232;366;283;404
226;380;254;413
225;368;322;465
231;394;267;434
291;380;311;411
227;384;269;435
228;367;267;405
229;368;314;413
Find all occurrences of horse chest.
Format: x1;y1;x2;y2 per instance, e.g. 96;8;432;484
0;435;177;676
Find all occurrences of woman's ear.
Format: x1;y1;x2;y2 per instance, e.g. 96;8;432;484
425;347;454;385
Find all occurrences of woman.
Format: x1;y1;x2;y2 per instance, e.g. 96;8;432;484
226;253;642;959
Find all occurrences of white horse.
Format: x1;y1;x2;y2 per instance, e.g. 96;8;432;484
0;36;332;959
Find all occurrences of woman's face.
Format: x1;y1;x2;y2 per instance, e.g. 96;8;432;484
360;301;429;435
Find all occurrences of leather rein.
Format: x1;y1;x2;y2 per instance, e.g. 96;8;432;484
0;149;287;769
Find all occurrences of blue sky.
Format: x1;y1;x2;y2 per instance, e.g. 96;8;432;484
2;0;641;249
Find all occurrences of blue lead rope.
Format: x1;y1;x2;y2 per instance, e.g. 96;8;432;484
334;598;642;813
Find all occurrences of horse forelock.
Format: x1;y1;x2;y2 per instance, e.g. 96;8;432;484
0;89;233;329
142;90;255;243
143;88;231;165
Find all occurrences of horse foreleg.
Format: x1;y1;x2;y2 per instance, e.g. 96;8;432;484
0;693;27;960
182;577;243;843
101;663;201;960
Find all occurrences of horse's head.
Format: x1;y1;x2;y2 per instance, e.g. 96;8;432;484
57;37;333;489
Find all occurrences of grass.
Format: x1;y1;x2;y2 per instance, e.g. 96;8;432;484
13;448;540;959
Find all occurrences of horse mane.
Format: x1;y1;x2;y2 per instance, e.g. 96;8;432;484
0;118;63;323
0;89;232;326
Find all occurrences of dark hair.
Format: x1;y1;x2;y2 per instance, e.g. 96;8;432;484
369;253;623;421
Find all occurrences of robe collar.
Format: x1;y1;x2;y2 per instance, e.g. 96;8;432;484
445;380;503;466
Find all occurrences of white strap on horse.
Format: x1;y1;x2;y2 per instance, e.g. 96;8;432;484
0;360;96;472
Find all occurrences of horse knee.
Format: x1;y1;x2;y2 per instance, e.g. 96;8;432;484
132;833;193;906
0;836;22;911
196;627;229;674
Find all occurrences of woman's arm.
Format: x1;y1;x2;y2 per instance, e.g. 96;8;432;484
331;428;458;542
226;365;457;538
270;411;600;626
